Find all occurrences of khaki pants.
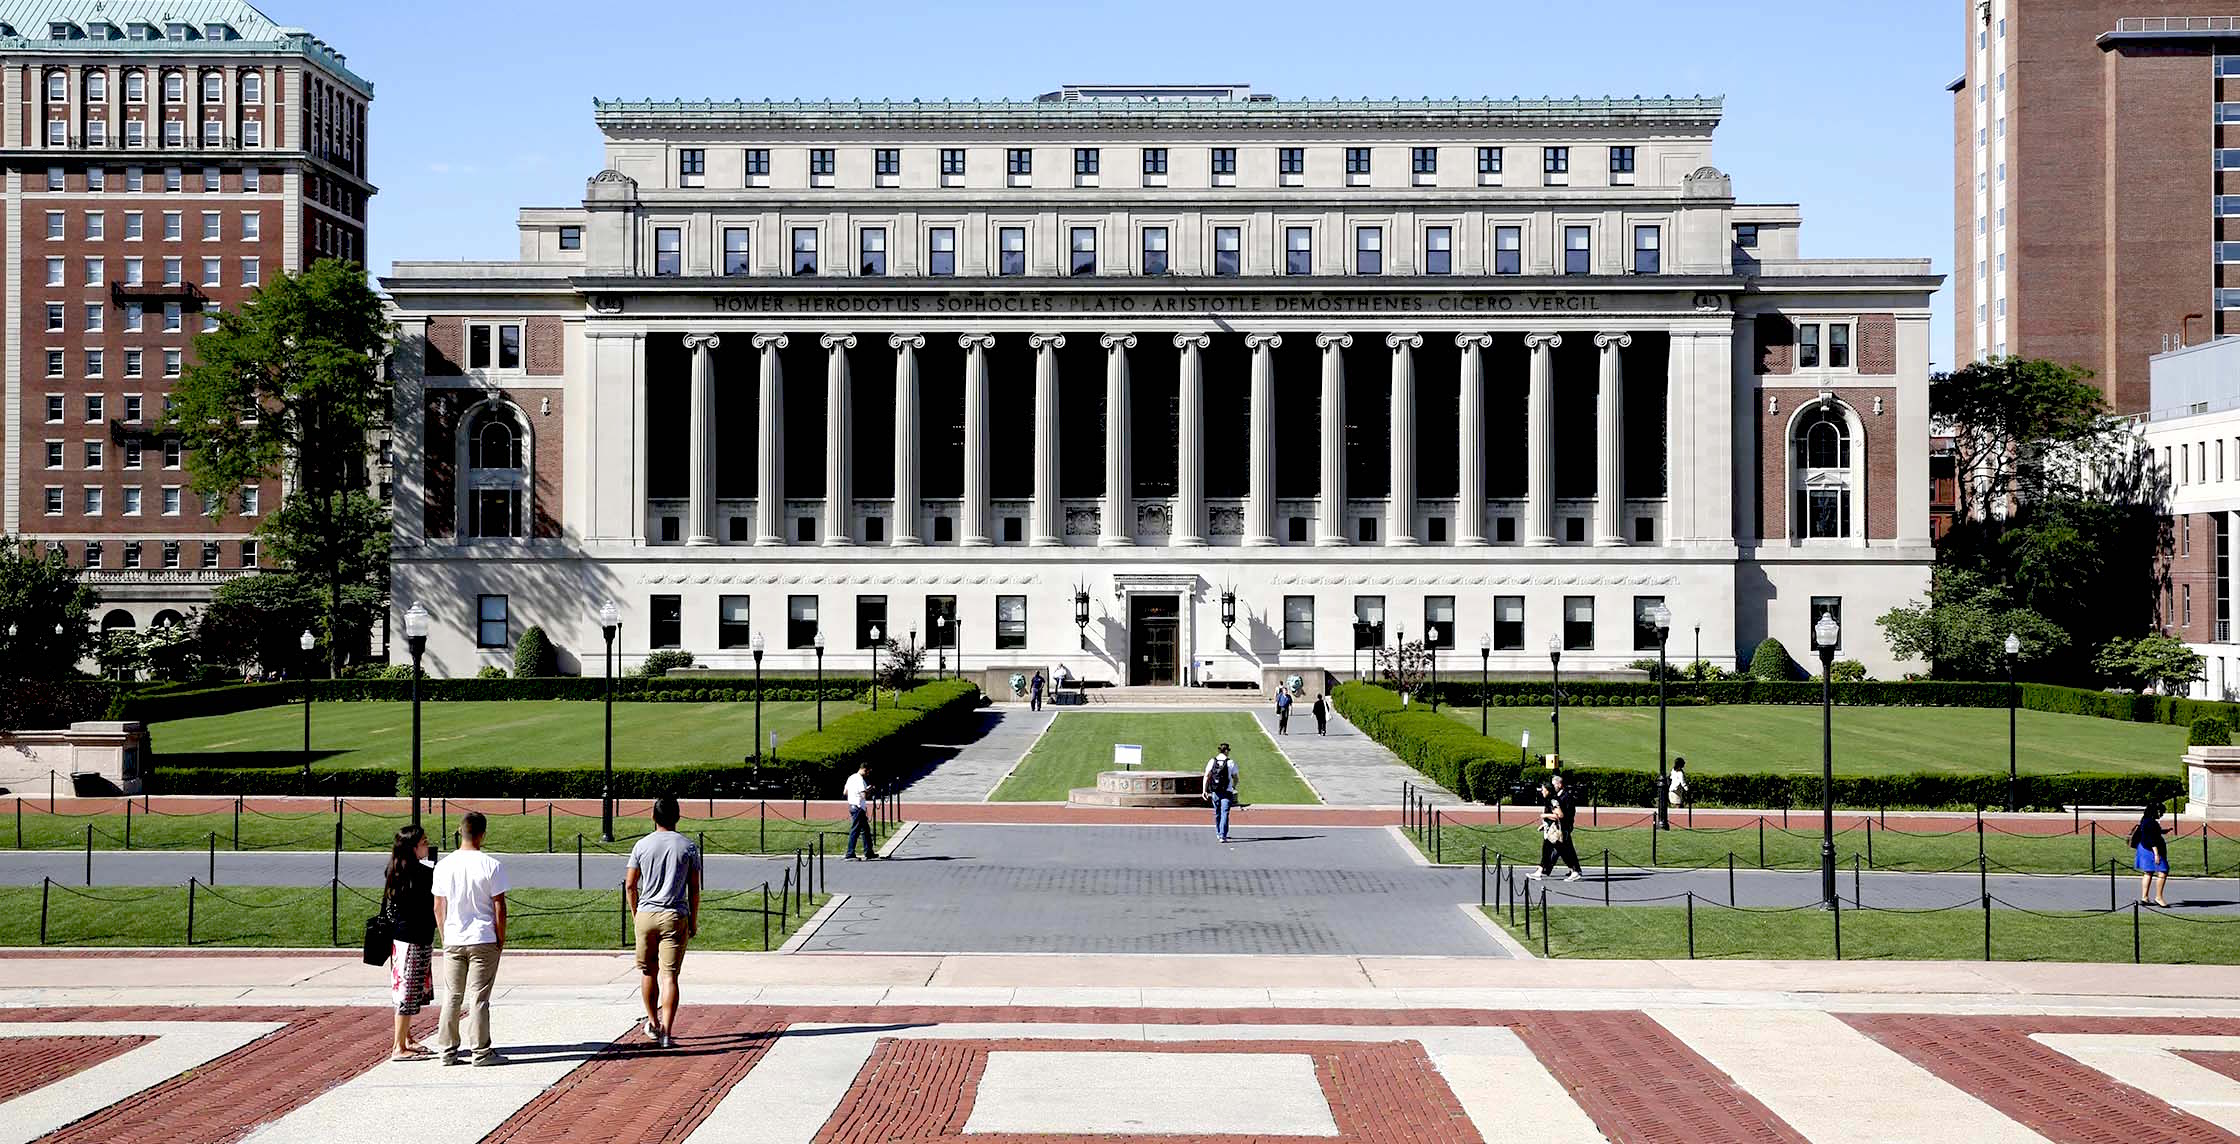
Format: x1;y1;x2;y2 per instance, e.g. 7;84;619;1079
435;942;501;1060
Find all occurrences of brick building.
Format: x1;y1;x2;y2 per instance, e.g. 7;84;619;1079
0;1;370;636
1950;1;2240;414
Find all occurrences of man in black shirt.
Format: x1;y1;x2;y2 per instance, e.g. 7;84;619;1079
1531;772;1584;881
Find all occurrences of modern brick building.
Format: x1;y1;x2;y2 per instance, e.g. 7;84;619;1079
382;84;1937;683
0;1;370;635
1950;1;2240;414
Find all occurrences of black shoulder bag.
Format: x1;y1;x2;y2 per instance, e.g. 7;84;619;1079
361;885;396;967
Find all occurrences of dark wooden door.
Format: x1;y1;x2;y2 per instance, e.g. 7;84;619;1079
1129;595;1180;685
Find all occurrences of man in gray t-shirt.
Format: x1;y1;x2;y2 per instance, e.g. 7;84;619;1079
625;797;701;1048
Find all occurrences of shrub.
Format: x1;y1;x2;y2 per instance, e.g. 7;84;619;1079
476;665;508;680
1828;659;1868;683
300;675;869;703
1749;638;1799;682
513;625;557;678
2191;716;2232;747
1559;766;2181;814
637;649;694;678
0;679;120;730
115;682;290;724
145;765;398;797
1333;682;1515;801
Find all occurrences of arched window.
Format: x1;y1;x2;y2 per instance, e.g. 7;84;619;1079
1792;403;1856;541
239;70;260;104
463;404;528;539
1800;407;1849;470
469;410;522;469
45;69;66;102
101;609;136;631
124;70;144;102
151;609;184;629
84;71;105;102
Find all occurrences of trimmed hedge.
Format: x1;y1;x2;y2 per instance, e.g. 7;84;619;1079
0;678;123;730
1337;682;2185;811
301;675;872;704
2192;716;2232;747
116;682;291;724
145;766;402;797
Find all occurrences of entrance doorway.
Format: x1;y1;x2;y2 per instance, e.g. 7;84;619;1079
1129;595;1181;685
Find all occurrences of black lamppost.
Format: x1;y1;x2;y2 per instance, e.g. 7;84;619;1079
1426;626;1440;712
1394;626;1406;705
1650;603;1672;830
2004;630;2021;813
1693;623;1701;672
599;600;619;843
936;614;948;680
1478;631;1491;736
1814;611;1841;910
1074;589;1091;651
868;625;882;710
299;629;315;778
750;632;766;762
813;630;826;731
402;603;429;828
1547;635;1563;757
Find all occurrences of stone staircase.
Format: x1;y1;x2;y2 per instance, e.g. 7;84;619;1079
1072;685;1268;708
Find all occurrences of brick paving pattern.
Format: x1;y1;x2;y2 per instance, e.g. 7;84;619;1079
0;1034;147;1104
1515;1010;1807;1143
2176;1049;2240;1086
483;1007;790;1144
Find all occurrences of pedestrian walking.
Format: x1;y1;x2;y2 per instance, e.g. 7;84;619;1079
1667;757;1689;821
626;796;701;1049
1311;693;1328;735
431;811;508;1067
2130;801;2172;907
382;824;436;1061
1030;670;1046;712
1275;687;1292;735
1529;772;1584;881
844;762;877;860
1203;743;1238;843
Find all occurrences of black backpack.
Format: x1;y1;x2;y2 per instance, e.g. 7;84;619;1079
1207;759;1233;798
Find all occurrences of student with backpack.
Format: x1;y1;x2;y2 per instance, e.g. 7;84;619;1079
1203;744;1239;842
1275;688;1293;735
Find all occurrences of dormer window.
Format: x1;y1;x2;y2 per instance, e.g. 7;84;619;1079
48;21;74;39
165;22;190;41
204;23;231;41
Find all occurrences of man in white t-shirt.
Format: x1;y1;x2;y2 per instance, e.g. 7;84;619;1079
844;763;877;860
431;811;509;1066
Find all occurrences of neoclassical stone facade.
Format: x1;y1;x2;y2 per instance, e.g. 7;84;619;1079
384;84;1938;685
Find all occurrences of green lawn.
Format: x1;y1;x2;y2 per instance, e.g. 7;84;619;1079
1485;902;2240;964
149;699;860;771
5;885;828;950
5;803;870;856
1448;704;2185;778
991;712;1320;804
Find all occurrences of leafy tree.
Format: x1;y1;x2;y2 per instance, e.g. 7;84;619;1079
0;538;96;678
1374;639;1431;698
164;259;392;675
1933;356;2116;522
2093;633;2204;695
1878;568;2069;680
513;625;557;677
872;637;924;693
198;571;377;677
95;630;146;681
141;616;202;682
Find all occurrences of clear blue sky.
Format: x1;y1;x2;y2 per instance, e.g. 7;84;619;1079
301;0;1960;365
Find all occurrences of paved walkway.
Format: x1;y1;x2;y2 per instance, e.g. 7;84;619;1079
1248;706;1461;805
888;708;1053;802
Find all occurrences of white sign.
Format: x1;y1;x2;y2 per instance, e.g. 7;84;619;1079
1113;744;1143;770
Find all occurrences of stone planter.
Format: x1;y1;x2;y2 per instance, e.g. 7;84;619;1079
2185;745;2240;822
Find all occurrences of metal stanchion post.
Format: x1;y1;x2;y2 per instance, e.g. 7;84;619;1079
1540;890;1550;957
2133;899;2142;963
1982;894;1992;961
1602;850;1610;906
1686;891;1695;959
41;877;52;944
1728;851;1736;906
1833;894;1842;960
762;881;771;951
208;833;215;885
187;878;196;946
331;878;338;947
85;824;92;885
576;834;583;890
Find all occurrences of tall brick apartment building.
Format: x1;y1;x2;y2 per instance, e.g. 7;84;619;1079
1950;1;2240;414
0;1;370;635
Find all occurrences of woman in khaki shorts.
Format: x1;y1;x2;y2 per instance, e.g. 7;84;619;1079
625;796;701;1049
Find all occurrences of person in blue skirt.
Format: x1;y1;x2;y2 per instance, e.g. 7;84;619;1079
2129;802;2171;907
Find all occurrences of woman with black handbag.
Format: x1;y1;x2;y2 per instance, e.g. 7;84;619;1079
381;824;437;1060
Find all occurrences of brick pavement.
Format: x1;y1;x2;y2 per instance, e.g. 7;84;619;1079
0;1035;145;1104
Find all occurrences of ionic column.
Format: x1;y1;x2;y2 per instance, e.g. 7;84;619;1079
681;333;720;545
1244;331;1281;547
1456;333;1493;545
1029;333;1065;546
1174;333;1209;546
752;333;788;546
1594;332;1632;546
1100;333;1135;546
1385;332;1422;546
888;333;924;545
959;333;995;546
1316;333;1351;546
820;333;856;546
1524;332;1562;546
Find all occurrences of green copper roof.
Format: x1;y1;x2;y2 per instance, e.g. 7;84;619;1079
0;0;369;94
592;95;1723;133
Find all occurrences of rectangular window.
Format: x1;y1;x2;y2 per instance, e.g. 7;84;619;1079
240;486;260;515
1286;226;1312;275
939;148;964;178
162;487;179;516
45;257;64;286
1345;147;1372;175
1477;145;1503;178
46;395;65;422
1142;147;1167;176
163;211;182;240
1073;147;1099;176
1632;225;1660;273
83;488;103;516
498;324;521;370
241;211;260;239
1425;227;1452;275
1563;225;1591;274
85;349;103;377
926;595;957;649
1609;145;1636;180
859;227;887;276
1411;146;1437;175
121;487;142;517
723;227;750;276
718;595;752;649
201;256;221;285
1424;596;1456;649
45;304;64;333
85;257;105;286
994;595;1027;649
162;540;179;568
164;349;181;376
649;595;681;649
874;147;900;178
1632;596;1666;652
475;595;509;649
999;227;1025;276
84;304;103;332
1006;147;1031;177
1797;323;1821;368
1735;223;1758;249
49;352;67;380
163;439;180;468
1355;226;1382;274
1211;147;1237;176
1544;146;1570;182
1272;147;1301;178
787;595;820;649
808;148;835;180
123;542;142;570
469;324;491;369
1214;226;1241;276
558;225;581;250
45;211;63;240
854;595;887;648
1495;226;1522;275
85;441;104;468
1069;228;1096;275
1141;226;1168;275
1283;596;1316;650
1493;596;1526;650
1563;596;1595;651
653;227;681;276
928;227;956;276
46;441;63;468
745;148;770;177
1828;323;1851;369
792;227;818;275
124;395;141;422
241;539;260;568
201;210;220;240
1352;596;1385;649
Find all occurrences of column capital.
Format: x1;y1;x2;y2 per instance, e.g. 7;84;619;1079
1594;331;1634;351
1523;332;1563;351
1316;332;1353;350
751;332;789;351
1384;332;1422;350
818;333;858;351
1455;332;1495;350
680;333;720;352
1028;332;1067;350
1099;332;1138;351
887;332;925;350
1173;332;1210;351
959;333;996;351
1243;332;1282;351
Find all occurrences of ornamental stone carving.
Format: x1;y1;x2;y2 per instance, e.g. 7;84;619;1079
1064;506;1100;535
1208;505;1246;535
1136;502;1172;536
